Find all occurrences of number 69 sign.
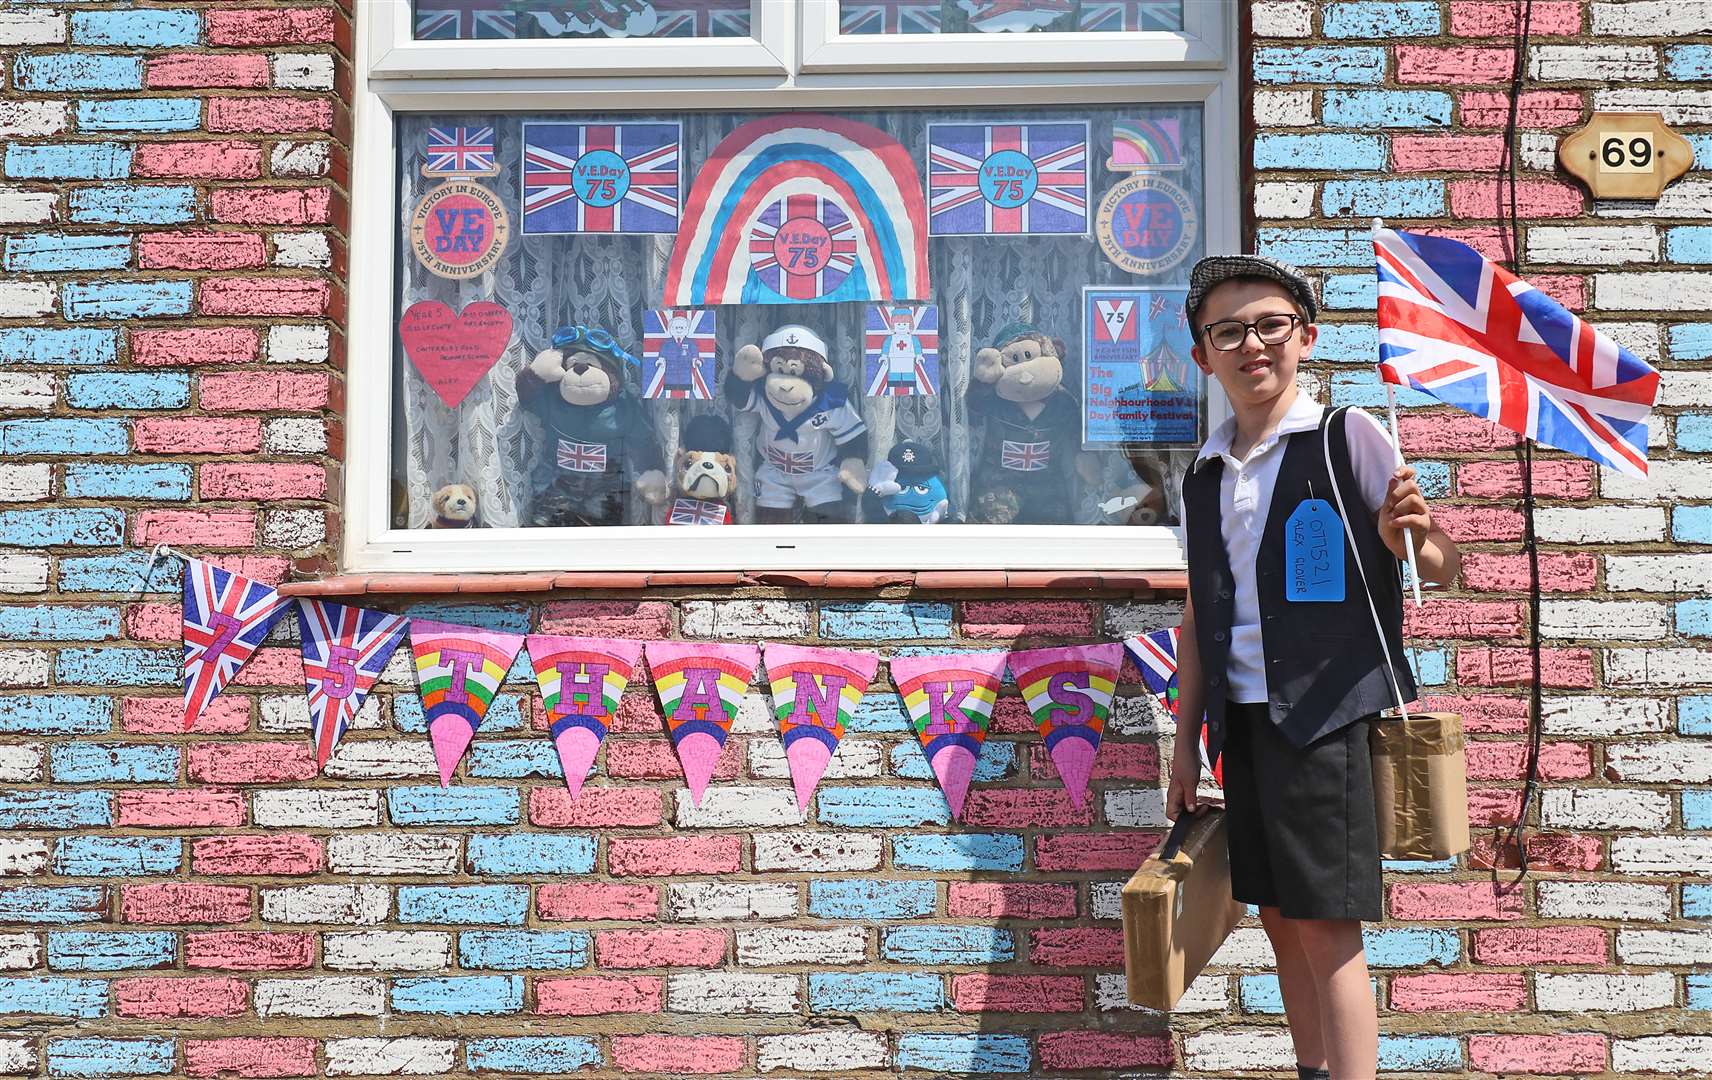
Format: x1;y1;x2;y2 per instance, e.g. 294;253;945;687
1560;112;1692;201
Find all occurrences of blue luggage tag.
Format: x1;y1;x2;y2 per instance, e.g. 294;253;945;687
1284;498;1345;602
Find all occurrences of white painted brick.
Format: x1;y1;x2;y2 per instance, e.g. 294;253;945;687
0;650;48;686
1607;740;1712;782
0;10;65;45
1541;787;1670;829
756;1031;887;1072
1097;970;1227;1013
1536;506;1663;543
1597;88;1712;124
752;831;881;873
1535;972;1674;1012
327;834;459;876
1525;225;1657;265
322;739;438;780
256;977;386;1018
0;282;53;319
1537;880;1670;922
1091;881;1123;920
0;553;49;594
0;746;40;783
1529;43;1658;80
1613;1036;1712;1074
1520;131;1557;171
728;691;774;735
1539;600;1668;640
260;884;391;925
0;373;54;412
263;508;326;548
666;882;798;921
1595;271;1712;310
1255;181;1313;219
0;934;37;971
1617;927;1712;964
263;416;327;454
1606;648;1712;689
1542;695;1668;735
1251;1;1311;35
271;52;335;91
0;187;56;225
1253;90;1314;127
1208;927;1276;969
674;786;805;828
266;323;330;364
1612;835;1712;876
1605;554;1712;591
666;972;798;1014
747;738;880;779
0;465;50;503
1185;1028;1298;1071
326;1039;457;1077
1592;0;1712;34
323;931;452;972
0;103;67;138
272;230;331;270
1103;787;1169;827
253;789;382;829
1603;459;1712;500
1655;371;1712;410
376;651;416;687
1597;177;1712;220
681;599;809;638
0;839;48;877
737;926;865;967
0;1040;34;1075
271;141;331;178
1105;603;1180;637
1111;693;1171;737
1594;320;1661;360
262;691;382;733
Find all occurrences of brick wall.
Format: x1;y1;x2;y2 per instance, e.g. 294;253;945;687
0;0;1708;1076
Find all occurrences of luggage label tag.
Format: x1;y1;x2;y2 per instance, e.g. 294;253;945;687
1284;495;1345;603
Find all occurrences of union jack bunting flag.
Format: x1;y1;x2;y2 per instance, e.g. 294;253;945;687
1000;439;1051;472
642;308;717;400
668;497;732;525
1120;627;1219;779
522;122;680;234
654;0;751;35
557;439;609;473
749;194;859;301
927;122;1089;235
1375;225;1659;478
413;0;517;38
181;558;293;731
423;126;498;177
839;0;943;33
296;600;410;768
1076;0;1183;30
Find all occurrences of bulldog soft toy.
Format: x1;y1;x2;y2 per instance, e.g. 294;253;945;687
667;414;737;526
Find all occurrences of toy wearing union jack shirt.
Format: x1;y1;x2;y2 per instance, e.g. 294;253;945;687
968;323;1099;524
515;324;669;527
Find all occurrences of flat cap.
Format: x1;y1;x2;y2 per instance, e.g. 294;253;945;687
1183;254;1317;333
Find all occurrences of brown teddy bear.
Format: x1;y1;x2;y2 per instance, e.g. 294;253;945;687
967;322;1099;524
667;414;737;525
429;483;479;528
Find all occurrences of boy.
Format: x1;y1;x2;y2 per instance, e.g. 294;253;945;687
1164;255;1460;1080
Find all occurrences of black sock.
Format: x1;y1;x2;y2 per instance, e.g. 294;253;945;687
1297;1067;1331;1080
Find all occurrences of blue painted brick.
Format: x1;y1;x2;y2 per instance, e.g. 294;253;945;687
808;879;936;919
403;602;532;635
1667;45;1712;80
0;887;105;924
1682;696;1712;736
1324;273;1377;310
1323;1;1440;36
64;463;192;501
0;605;120;642
75;99;202;134
458;930;589;971
892;834;1024;872
466;834;595;876
14;53;143;92
55;648;178;687
1678;416;1712;454
1253;133;1387;171
68;185;197;225
882;926;1015;965
810;972;944;1012
65;372;188;410
1406;647;1447;687
1322;178;1445;218
1684;789;1712;829
388;786;520;827
394;693;524;733
1253;46;1386;85
1667;226;1712;264
846;691;912;734
1687;884;1712;918
5;142;132;181
819;602;954;640
0;328;117;367
1681;600;1712;639
1690;973;1712;1010
1258;227;1373;267
1674;507;1712;544
1324;90;1453;129
0;978;107;1018
1311;322;1379;363
1378;1035;1464;1071
0;791;110;829
1244;974;1378;1013
1669;322;1712;361
1382;856;1457;873
1693;134;1712;170
0;418;129;454
54;836;181;877
47;931;176;972
5;234;130;273
62;281;193;321
49;1038;174;1077
1332;371;1438;409
71;8;199;46
465;1037;602;1073
816;786;951;827
1412;460;1450;499
50;744;179;784
897;1034;1030;1074
56;553;180;594
466;741;564;779
892;739;1015;781
398;885;529;926
393;975;524;1016
0;696;112;735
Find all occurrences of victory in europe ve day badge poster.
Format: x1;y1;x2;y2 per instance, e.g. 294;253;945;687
1094;114;1198;276
1082;286;1201;447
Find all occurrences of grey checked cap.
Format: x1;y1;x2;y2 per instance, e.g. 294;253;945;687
1183;254;1317;332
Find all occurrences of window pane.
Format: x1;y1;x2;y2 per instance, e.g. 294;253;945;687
412;0;751;39
391;104;1206;531
837;0;1183;34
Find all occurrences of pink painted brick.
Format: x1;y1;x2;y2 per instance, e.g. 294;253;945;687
186;932;316;971
122;883;252;925
1527;272;1586;312
603;738;739;781
191;834;325;876
538;883;658;922
125;601;181;642
1468;787;1524;826
135;142;264;180
1473;926;1608;966
211;187;332;225
539;599;674;638
208;97;335;134
134;510;257;548
1457;646;1594;689
1038;1032;1174;1071
201;463;327;501
118;788;246;828
1403;600;1524;641
1460;552;1596;594
1450;178;1585;220
961;599;1093;638
188;742;317;784
1389;882;1524;921
1450;1;1581;35
1471;831;1603;873
184;1038;318;1079
132;326;260;366
530;787;662;828
139;232;269;271
1435;506;1527;543
537;976;663;1016
1399;412;1521;455
1389;972;1527;1012
611;1035;744;1075
1397;45;1515;84
594;929;727;969
1466;740;1590;781
607;836;740;877
199;277;329;317
1461;90;1583;129
199;372;331;412
1035;833;1156;872
1417;694;1529;735
115;976;248;1019
959;789;1094;828
1456;460;1593;499
1418;225;1511;262
953;974;1083;1012
135;417;262;455
1391;134;1506;173
125;695;248;735
1470;1034;1605;1074
1029;928;1124;969
988;695;1036;735
1030;742;1157;782
948;882;1077;919
228;648;303;689
208;7;338;45
147;53;270;89
609;692;667;734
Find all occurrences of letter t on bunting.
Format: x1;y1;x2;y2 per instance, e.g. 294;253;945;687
410;620;527;787
1008;644;1121;810
181;557;293;731
890;651;1008;822
525;635;643;800
645;641;759;806
763;644;881;810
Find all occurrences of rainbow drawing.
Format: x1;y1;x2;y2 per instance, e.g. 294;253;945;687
890;651;1008;821
411;620;527;787
644;640;759;805
763;643;881;810
1008;644;1122;810
1108;116;1185;171
525;634;643;800
662;114;930;307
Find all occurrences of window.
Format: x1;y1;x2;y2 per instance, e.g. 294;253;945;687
349;0;1237;572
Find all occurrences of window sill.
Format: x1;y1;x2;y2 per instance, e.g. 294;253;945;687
278;569;1188;598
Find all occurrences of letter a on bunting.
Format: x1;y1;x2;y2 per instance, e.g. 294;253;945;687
525;635;643;800
181;557;293;731
889;651;1007;821
763;644;881;810
1008;644;1121;810
644;641;759;806
411;620;527;787
296;599;409;769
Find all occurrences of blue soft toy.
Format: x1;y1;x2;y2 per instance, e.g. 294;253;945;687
865;440;952;524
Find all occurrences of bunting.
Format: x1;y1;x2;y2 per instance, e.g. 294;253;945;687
526;635;643;799
181;558;293;731
763;644;881;810
890;651;1007;821
1008;644;1122;809
1123;627;1220;782
296;599;409;768
644;641;759;805
410;620;527;787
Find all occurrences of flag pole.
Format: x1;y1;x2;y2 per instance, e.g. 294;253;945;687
1373;218;1424;606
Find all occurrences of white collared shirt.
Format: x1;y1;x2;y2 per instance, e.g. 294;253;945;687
1184;395;1401;703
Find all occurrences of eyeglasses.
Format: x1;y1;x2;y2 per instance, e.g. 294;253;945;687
1201;314;1301;352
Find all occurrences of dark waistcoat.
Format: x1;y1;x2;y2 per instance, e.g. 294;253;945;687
1182;407;1416;766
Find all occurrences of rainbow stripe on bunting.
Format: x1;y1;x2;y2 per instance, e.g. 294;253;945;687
411;620;526;787
527;635;643;799
645;641;759;806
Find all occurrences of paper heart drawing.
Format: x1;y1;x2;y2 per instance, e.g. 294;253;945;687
399;300;514;408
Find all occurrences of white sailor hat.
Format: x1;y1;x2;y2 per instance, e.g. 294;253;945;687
761;324;828;360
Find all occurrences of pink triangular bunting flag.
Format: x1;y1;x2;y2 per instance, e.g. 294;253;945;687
526;635;643;800
410;620;526;787
644;640;759;806
889;651;1008;821
763;643;881;810
1008;643;1122;809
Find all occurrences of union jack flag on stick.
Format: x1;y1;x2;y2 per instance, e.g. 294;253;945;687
181;558;293;731
297;600;410;768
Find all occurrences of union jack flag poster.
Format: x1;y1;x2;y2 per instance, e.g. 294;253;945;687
839;0;942;33
1121;627;1219;780
748;193;859;302
181;558;293;731
413;0;516;38
422;126;498;178
864;304;940;396
668;497;732;525
642;308;717;399
927;122;1088;236
557;439;609;473
296;600;410;768
521;122;680;235
1375;225;1658;478
654;0;751;35
1076;0;1182;31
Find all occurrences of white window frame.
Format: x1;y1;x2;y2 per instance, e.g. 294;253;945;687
345;1;1239;574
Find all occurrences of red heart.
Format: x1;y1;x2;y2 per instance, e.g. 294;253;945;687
400;300;515;409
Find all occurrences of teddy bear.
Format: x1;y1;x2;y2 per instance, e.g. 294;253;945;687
863;440;951;524
515;324;669;528
966;322;1099;524
666;414;737;525
428;483;479;528
724;324;868;524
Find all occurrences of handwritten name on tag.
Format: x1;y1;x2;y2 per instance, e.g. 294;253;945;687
1285;499;1345;603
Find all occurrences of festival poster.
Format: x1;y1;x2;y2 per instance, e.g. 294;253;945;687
641;308;716;399
863;304;939;397
410;620;527;787
181;558;293;731
1082;286;1201;447
763;644;881;810
644;641;759;805
521;121;681;235
890;652;1008;821
1008;644;1122;810
525;635;643;799
297;600;409;768
926;121;1088;236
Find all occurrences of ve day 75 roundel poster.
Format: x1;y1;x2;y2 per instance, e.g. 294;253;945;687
409;181;511;280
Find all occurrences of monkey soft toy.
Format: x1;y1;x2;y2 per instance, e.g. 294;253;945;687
966;322;1095;524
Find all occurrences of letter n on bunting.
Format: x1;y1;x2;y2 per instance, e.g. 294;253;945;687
763;644;881;810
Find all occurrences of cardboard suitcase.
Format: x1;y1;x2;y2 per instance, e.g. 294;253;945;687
1121;809;1244;1010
